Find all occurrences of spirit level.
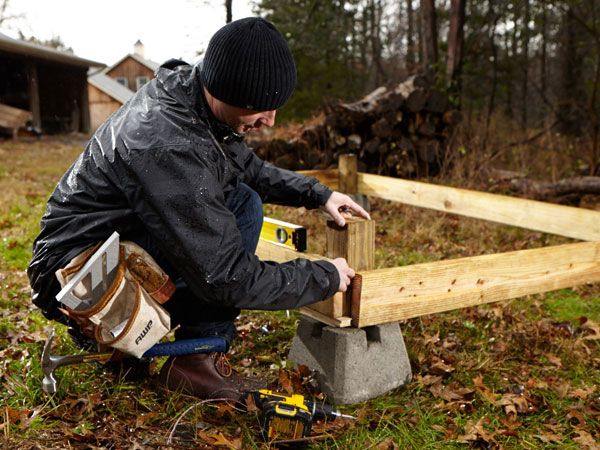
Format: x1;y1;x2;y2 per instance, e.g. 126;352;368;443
260;217;307;252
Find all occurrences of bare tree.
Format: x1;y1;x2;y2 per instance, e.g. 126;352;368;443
369;0;387;86
420;0;438;68
0;0;23;28
521;0;530;129
225;0;232;23
406;0;416;69
446;0;466;86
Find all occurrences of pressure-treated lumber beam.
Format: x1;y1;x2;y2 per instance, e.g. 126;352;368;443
358;173;600;241
352;241;600;327
307;218;375;318
339;154;358;194
255;239;352;326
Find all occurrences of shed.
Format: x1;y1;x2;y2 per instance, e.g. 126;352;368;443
87;41;160;131
87;70;134;131
0;32;104;135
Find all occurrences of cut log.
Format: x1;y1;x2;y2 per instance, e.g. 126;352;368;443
512;176;600;197
0;103;33;139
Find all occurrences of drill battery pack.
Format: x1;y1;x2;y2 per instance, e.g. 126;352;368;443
259;393;313;440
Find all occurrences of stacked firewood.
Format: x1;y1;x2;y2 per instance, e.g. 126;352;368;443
247;73;461;177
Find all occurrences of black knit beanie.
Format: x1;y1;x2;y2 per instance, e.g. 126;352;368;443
201;17;297;111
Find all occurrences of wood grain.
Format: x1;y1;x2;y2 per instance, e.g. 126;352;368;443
353;241;600;327
358;173;600;241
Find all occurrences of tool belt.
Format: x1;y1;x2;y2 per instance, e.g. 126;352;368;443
55;241;175;358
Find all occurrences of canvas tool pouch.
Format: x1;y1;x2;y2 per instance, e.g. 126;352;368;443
55;241;175;359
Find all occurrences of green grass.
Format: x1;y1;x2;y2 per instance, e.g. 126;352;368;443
543;289;600;321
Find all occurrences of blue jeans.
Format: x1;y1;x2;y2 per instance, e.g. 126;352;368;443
128;183;263;349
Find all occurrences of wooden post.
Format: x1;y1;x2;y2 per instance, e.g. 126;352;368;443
80;69;91;133
326;219;375;272
26;62;41;131
326;218;375;317
339;154;358;194
301;154;374;323
330;154;374;317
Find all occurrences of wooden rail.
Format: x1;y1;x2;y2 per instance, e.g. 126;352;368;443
358;173;600;241
353;241;600;327
257;163;600;328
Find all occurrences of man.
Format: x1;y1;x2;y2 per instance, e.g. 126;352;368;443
28;17;369;401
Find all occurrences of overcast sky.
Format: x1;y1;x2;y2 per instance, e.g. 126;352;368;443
2;0;255;65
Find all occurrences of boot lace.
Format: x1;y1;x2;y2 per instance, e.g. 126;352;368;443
213;352;233;377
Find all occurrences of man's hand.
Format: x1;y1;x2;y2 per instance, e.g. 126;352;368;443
321;191;371;227
330;257;355;292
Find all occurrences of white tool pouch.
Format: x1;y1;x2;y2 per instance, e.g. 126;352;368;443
56;239;174;358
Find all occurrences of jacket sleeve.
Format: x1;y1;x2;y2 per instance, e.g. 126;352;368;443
239;144;333;209
120;143;340;311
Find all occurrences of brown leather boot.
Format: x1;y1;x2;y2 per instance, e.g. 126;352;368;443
158;352;264;402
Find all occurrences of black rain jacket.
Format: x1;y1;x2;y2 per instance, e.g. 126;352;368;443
28;59;339;322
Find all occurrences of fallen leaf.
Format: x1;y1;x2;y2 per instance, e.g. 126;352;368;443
569;386;596;400
456;417;497;447
573;430;600;450
498;393;534;417
296;364;311;379
544;353;562;368
567;408;587;427
491;340;508;353
429;358;455;376
473;375;499;403
197;430;242;449
579;317;600;340
2;407;34;430
423;332;440;346
429;381;474;402
134;411;157;428
245;394;259;413
534;430;563;444
416;374;443;387
526;378;548;390
376;437;399;449
278;370;293;394
216;402;236;418
547;377;571;398
498;417;522;436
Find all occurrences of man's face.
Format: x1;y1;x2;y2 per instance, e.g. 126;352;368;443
205;88;277;134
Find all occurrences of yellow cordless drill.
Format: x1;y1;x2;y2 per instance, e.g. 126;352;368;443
250;389;355;441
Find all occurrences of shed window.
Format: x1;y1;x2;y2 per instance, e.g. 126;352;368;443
136;76;149;90
115;77;128;88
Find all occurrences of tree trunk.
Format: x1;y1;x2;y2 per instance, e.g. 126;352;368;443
558;6;585;134
484;1;498;147
446;0;466;90
369;0;387;86
521;0;530;130
540;2;547;109
420;0;438;68
406;0;416;69
225;0;232;23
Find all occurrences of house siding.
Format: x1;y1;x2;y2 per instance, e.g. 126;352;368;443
105;57;154;91
88;84;121;131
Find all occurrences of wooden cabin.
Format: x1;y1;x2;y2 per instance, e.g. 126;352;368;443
88;41;159;131
104;40;159;92
0;32;104;136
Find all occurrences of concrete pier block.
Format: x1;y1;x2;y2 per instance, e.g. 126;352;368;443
288;317;412;405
